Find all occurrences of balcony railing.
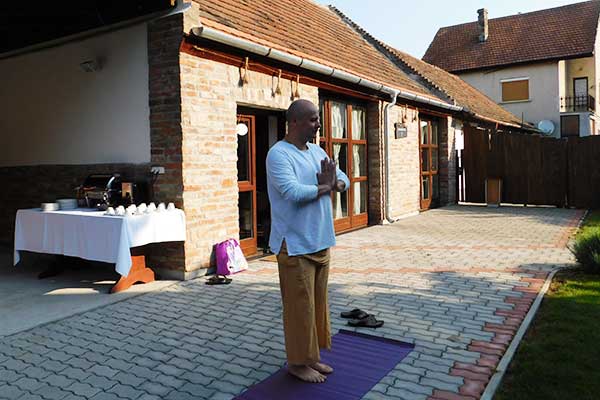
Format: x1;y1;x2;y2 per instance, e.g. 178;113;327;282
561;95;595;113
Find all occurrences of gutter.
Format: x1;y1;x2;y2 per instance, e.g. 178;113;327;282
0;0;192;61
189;25;463;113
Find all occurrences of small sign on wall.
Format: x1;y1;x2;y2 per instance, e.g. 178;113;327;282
394;123;408;139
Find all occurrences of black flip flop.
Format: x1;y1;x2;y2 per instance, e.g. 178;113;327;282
347;315;384;328
205;276;232;285
340;308;369;319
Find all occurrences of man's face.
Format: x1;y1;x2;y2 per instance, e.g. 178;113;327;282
295;106;321;142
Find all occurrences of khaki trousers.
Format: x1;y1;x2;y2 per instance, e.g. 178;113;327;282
277;241;331;365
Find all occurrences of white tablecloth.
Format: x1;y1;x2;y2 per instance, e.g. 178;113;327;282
14;208;186;276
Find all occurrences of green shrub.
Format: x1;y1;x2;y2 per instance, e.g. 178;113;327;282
573;228;600;274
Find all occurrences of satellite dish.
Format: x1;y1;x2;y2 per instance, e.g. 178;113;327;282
537;120;555;135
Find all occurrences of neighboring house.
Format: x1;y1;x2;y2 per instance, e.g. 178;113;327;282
0;0;531;278
424;1;600;138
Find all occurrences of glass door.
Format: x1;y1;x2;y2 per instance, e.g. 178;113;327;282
321;100;368;232
237;115;257;256
419;117;440;210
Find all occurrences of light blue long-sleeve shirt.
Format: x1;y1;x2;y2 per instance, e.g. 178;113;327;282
266;140;350;256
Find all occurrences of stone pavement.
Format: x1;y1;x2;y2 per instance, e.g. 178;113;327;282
0;205;584;400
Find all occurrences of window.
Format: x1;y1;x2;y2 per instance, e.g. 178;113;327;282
561;115;580;138
320;99;368;232
501;78;529;102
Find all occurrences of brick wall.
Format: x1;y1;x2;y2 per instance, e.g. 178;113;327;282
387;105;421;218
146;14;186;274
439;117;458;205
367;101;385;223
178;51;319;273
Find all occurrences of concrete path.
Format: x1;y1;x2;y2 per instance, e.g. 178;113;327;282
0;205;583;400
0;249;176;338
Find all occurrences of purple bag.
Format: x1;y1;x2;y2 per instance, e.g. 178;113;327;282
215;239;248;276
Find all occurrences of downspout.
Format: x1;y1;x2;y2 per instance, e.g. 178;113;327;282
383;89;401;223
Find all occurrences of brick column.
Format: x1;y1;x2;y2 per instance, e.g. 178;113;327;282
146;14;186;276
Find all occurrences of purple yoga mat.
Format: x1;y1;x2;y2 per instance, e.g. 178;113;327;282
234;329;414;400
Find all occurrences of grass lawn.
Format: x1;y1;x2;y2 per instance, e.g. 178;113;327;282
495;210;600;400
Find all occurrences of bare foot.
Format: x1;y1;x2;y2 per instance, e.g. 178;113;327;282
287;365;326;383
310;362;334;374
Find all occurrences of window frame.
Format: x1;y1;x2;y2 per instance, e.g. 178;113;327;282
561;114;580;138
500;77;530;103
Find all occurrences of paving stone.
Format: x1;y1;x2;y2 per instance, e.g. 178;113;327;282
107;384;145;399
40;374;75;389
112;372;145;387
32;383;71;400
419;377;461;392
178;383;216;399
0;384;27;400
181;372;213;386
154;374;186;389
21;366;51;380
64;358;94;371
65;382;101;398
128;366;159;381
83;375;117;391
386;387;430;400
3;358;29;371
88;365;118;379
89;393;121;400
139;382;172;397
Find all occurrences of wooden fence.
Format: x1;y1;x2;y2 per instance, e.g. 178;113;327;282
461;127;600;209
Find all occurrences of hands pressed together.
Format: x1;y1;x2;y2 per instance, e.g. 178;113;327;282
317;158;344;195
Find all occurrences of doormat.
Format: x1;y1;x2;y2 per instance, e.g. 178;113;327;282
234;329;414;400
260;254;277;262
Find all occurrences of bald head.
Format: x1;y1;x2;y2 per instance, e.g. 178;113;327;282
286;99;318;123
285;99;321;146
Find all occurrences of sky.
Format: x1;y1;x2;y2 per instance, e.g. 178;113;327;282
315;0;587;58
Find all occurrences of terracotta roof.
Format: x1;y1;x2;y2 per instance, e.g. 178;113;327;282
330;7;527;128
192;0;435;97
423;1;600;72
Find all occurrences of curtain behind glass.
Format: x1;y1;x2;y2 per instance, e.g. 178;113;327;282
333;144;342;218
331;103;346;138
352;108;365;140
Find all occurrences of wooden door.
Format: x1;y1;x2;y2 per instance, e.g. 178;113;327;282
320;100;368;232
236;115;257;256
419;117;440;210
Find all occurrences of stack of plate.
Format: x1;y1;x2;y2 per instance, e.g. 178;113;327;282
41;202;59;212
57;198;78;210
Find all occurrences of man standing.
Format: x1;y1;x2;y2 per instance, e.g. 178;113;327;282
266;99;349;383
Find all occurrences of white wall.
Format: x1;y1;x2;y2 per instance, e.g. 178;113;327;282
565;57;594;97
459;62;560;135
0;24;150;167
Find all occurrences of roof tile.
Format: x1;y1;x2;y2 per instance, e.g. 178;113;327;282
423;1;600;72
193;0;434;96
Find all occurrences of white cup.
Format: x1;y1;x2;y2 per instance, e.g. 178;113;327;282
147;203;157;213
157;203;166;212
167;202;175;211
116;206;126;216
